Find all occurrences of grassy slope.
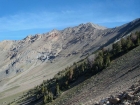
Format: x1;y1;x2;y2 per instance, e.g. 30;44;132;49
0;90;28;105
48;45;140;105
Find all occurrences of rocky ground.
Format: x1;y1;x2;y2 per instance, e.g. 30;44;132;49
48;45;140;105
95;81;140;105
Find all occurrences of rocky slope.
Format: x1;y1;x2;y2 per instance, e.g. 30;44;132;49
96;81;140;105
0;18;140;99
49;45;140;105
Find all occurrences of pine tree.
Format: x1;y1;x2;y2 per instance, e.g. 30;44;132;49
116;42;122;53
104;55;110;68
138;38;140;45
82;63;85;72
36;94;40;99
135;32;140;45
95;55;104;70
48;92;53;102
56;83;60;96
98;51;103;57
112;42;121;55
69;69;73;80
41;86;45;94
121;38;126;51
126;37;133;50
43;95;48;103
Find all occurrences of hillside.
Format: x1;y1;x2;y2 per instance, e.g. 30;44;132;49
5;26;140;105
0;18;140;104
48;44;140;105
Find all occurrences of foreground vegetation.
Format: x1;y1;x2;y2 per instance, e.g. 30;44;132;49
9;31;140;105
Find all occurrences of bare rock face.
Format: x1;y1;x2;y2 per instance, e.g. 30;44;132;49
0;18;140;96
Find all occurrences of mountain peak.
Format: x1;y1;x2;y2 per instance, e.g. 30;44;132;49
79;22;107;30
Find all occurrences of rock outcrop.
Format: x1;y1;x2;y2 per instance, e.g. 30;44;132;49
96;81;140;105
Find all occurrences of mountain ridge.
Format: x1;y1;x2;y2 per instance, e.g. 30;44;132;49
0;18;140;101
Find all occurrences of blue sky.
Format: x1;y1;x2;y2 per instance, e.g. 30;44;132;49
0;0;140;41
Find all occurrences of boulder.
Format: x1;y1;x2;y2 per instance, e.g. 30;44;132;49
133;86;140;94
99;99;105;105
94;101;99;105
108;97;120;104
123;101;131;105
135;100;140;105
106;101;110;105
130;84;135;90
126;93;134;100
121;91;128;99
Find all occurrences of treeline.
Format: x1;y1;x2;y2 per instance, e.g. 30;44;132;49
12;31;140;105
54;31;140;88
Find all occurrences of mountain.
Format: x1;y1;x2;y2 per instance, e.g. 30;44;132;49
49;45;140;105
0;18;140;101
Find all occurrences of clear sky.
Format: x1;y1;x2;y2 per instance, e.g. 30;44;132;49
0;0;140;41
